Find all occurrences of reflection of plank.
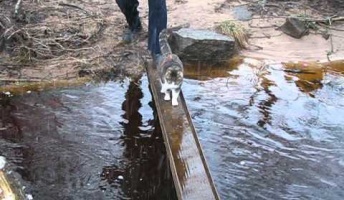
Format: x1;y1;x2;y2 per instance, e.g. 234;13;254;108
146;62;220;200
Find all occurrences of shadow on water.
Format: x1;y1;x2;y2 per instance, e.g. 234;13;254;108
101;77;177;200
181;58;344;200
0;76;177;200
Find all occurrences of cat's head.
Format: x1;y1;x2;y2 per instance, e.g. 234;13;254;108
164;66;183;85
159;54;184;85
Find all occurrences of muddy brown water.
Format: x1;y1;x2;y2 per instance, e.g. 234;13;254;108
1;60;344;200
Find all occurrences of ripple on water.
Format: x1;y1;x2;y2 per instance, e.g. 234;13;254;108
1;60;343;200
0;76;177;200
183;61;344;200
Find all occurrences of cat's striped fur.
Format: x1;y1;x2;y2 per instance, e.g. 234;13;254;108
157;29;184;106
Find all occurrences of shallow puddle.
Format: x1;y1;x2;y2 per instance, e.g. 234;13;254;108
1;59;344;200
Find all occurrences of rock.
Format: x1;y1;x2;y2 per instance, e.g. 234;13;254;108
168;28;236;63
321;32;330;40
232;5;253;21
280;17;309;39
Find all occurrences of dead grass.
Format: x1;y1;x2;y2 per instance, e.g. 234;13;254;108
0;0;148;83
215;20;249;49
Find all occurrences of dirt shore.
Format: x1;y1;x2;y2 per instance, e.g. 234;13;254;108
0;0;343;87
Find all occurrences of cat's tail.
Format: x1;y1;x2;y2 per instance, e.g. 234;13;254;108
159;29;172;56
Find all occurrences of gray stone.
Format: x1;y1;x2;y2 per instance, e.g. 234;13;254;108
280;17;309;39
232;5;253;21
168;28;236;63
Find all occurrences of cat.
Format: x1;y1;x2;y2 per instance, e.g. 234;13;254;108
157;29;184;106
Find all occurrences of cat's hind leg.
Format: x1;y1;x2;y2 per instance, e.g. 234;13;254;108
171;88;180;106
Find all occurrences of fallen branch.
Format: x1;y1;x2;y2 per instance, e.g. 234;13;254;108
248;21;279;29
14;0;22;16
317;23;344;31
0;78;42;82
308;17;344;24
250;32;283;39
58;3;93;17
0;63;31;67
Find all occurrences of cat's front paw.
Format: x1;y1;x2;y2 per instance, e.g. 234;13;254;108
172;100;178;106
164;93;171;101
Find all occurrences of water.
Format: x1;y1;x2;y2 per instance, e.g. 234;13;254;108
1;59;344;199
182;59;344;200
0;76;177;200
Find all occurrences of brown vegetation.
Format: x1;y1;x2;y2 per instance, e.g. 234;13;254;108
0;0;343;90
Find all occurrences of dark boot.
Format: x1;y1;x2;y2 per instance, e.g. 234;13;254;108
122;19;142;43
152;53;162;66
116;0;142;43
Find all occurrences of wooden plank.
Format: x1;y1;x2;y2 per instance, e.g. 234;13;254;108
146;62;220;200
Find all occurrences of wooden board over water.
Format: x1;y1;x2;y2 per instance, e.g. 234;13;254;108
146;62;220;200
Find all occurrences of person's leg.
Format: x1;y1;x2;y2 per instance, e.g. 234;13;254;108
148;0;167;56
116;0;142;42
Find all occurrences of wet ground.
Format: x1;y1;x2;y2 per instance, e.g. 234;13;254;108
1;59;344;199
1;0;344;83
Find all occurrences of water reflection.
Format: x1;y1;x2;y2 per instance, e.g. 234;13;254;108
0;94;23;143
169;112;186;191
182;59;344;200
183;57;243;80
255;77;278;128
0;77;177;200
101;77;177;200
1;58;343;200
283;62;324;93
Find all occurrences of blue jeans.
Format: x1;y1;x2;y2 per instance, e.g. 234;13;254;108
116;0;167;54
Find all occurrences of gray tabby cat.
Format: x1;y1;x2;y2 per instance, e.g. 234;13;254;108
157;29;184;106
